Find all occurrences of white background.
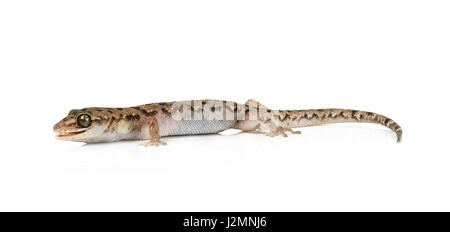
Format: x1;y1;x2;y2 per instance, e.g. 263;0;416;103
0;0;449;211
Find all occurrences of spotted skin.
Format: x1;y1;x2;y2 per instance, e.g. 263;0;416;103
53;99;402;145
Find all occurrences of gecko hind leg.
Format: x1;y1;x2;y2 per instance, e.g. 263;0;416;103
242;99;301;137
139;117;167;147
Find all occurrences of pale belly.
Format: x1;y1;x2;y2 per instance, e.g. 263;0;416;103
134;118;237;140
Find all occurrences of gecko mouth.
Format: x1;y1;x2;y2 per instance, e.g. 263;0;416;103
56;129;88;138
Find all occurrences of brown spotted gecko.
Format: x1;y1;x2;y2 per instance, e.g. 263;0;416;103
53;99;402;146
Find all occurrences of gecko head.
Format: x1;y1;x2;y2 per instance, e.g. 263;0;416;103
53;108;108;142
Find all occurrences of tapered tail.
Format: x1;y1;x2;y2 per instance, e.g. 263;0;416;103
278;109;402;142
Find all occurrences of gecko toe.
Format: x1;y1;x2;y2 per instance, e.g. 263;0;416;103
140;141;167;147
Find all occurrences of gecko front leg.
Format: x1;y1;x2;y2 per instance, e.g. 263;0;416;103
140;117;167;147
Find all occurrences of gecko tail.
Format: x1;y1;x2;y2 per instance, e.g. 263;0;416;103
280;109;402;143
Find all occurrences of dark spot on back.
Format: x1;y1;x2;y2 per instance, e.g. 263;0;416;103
140;109;158;117
299;112;306;119
161;108;170;116
125;115;134;120
279;114;290;121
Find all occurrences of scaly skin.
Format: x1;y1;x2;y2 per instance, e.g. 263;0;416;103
53;99;402;146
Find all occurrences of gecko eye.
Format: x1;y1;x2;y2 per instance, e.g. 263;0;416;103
77;114;92;128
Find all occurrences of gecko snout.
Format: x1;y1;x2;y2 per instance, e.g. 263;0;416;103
53;123;62;132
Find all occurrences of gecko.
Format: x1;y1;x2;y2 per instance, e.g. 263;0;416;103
53;99;402;146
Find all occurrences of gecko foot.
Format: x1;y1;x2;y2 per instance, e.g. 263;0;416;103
265;128;301;137
139;140;167;147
